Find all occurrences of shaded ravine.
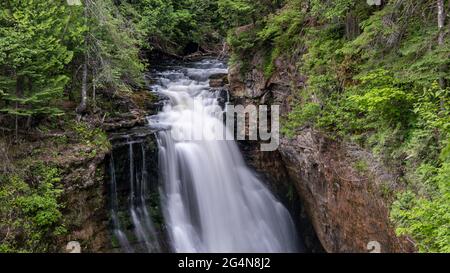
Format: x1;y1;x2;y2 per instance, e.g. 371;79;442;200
107;59;302;253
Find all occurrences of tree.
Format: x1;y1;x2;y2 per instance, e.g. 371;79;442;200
137;0;227;54
76;2;88;116
437;0;447;90
74;0;145;116
218;0;285;28
0;0;84;134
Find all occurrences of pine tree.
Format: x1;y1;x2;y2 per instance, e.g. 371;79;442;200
0;0;84;133
84;0;144;91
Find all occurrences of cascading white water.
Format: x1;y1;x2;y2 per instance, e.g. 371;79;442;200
151;59;300;253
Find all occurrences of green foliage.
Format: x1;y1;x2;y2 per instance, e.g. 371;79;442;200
350;1;450;85
219;0;285;28
349;69;414;126
259;3;305;78
85;0;145;91
219;0;254;27
391;159;450;253
227;27;258;53
137;0;228;54
282;102;320;137
0;0;84;117
227;1;304;78
354;160;369;174
301;24;348;98
70;121;111;152
388;82;450;252
0;165;65;253
16;166;63;229
310;0;355;20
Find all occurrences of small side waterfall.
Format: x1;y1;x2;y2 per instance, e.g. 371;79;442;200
107;131;163;253
109;155;133;252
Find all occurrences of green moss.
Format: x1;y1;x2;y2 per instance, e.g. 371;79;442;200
262;47;279;79
149;192;164;229
69;121;111;155
354;160;369;174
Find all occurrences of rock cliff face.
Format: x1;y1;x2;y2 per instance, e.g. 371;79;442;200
58;144;111;252
279;131;415;252
0;127;113;253
227;53;415;253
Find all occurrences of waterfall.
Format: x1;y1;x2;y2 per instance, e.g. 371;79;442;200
109;155;133;253
108;137;162;253
151;59;300;253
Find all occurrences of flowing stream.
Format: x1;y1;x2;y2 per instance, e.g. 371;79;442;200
148;59;300;253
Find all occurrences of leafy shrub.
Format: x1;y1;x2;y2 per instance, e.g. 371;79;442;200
283;102;320;137
70;121;110;152
349;70;414;127
0;164;65;253
391;164;450;253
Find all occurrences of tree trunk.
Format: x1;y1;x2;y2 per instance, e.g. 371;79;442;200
14;76;24;140
76;57;88;115
14;101;18;139
76;2;89;116
345;11;360;40
92;78;97;111
437;0;447;90
438;0;445;45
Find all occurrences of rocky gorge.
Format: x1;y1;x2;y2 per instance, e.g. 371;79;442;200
60;55;418;253
0;55;416;253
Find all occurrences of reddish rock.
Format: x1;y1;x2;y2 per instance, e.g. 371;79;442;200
279;129;415;252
